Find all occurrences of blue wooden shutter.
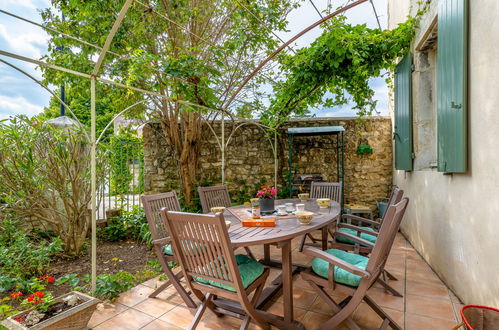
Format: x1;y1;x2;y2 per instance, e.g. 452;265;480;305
437;0;468;173
394;53;413;171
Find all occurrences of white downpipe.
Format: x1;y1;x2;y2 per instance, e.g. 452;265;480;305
90;77;97;293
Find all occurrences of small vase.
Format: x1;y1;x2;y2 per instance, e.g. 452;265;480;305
259;198;275;213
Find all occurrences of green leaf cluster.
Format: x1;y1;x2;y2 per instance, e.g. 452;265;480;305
263;15;420;127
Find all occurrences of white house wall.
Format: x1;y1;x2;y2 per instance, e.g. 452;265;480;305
388;0;499;306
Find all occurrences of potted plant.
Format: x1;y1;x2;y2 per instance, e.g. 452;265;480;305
257;185;277;214
2;290;99;330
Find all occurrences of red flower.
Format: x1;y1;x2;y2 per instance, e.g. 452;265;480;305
47;276;55;283
34;291;44;298
27;296;33;302
10;292;23;299
40;275;47;280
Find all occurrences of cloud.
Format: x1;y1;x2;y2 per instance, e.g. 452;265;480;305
0;24;48;59
0;94;44;120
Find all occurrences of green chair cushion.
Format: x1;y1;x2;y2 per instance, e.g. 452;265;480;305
194;254;264;292
336;227;377;244
311;249;369;287
163;244;173;256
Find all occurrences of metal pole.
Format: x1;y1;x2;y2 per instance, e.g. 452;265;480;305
221;113;225;183
274;131;278;189
90;77;97;293
288;134;293;198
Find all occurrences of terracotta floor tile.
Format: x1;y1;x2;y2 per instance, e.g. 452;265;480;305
406;294;455;321
263;300;307;320
366;287;405;312
352;302;404;329
141;276;167;289
406;269;442;284
92;308;155;330
309;294;349;316
140;319;183;330
155;289;186;306
371;278;405;296
159;305;197;328
134;297;179;318
406;313;459;330
453;303;465;322
88;302;128;328
276;286;317;309
300;311;339;329
196;310;243;330
116;284;155;307
385;256;406;271
406;279;451;300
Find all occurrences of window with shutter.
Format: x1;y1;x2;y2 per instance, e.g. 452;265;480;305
394;53;413;171
437;0;468;173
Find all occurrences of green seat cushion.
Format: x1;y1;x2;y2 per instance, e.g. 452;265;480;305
311;249;368;287
163;244;173;256
337;227;377;244
194;254;264;292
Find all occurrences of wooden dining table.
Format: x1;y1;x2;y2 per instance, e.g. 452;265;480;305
212;198;341;330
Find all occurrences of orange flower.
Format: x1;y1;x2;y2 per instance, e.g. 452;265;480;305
10;292;23;299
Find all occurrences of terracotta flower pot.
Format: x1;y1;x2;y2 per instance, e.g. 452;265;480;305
2;291;100;330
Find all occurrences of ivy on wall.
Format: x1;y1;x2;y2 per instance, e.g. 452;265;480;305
109;131;144;196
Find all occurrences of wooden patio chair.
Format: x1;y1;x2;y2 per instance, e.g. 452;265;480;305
141;192;196;308
298;181;342;252
198;185;232;213
333;187;404;253
161;210;271;330
198;185;255;260
301;198;409;330
331;187;404;297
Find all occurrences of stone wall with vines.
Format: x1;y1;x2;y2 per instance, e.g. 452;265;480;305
143;117;393;211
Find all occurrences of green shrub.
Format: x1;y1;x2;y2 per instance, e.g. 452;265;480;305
98;207;151;246
0;220;62;281
0;116;104;254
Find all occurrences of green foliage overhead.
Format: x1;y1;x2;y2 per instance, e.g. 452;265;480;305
108;130;144;196
262;14;421;127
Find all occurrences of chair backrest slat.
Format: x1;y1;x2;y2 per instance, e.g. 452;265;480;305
380;187;404;223
366;198;409;281
198;185;232;213
162;211;243;290
142;191;181;240
310;182;342;203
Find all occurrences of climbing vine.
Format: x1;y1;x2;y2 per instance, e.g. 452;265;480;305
262;7;427;127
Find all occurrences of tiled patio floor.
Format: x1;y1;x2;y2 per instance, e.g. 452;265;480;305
88;233;463;329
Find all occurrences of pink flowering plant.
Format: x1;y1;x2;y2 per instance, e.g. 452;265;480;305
256;185;277;199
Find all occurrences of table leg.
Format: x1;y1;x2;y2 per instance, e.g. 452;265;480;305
280;239;293;323
321;226;328;250
263;244;270;264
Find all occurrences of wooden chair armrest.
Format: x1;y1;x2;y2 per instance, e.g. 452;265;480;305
338;223;379;237
333;231;375;248
302;247;371;278
152;237;171;247
341;214;381;228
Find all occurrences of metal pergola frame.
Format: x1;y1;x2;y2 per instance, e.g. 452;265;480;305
287;126;345;209
0;0;368;293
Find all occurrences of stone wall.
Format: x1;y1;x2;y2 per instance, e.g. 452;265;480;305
143;117;393;211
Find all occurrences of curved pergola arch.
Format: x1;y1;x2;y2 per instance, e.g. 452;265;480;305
0;0;369;292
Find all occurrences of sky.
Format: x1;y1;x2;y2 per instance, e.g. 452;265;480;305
0;0;388;121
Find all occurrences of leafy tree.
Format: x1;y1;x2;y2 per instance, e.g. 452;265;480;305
40;0;299;204
262;14;420;127
0;116;104;255
38;84;145;138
